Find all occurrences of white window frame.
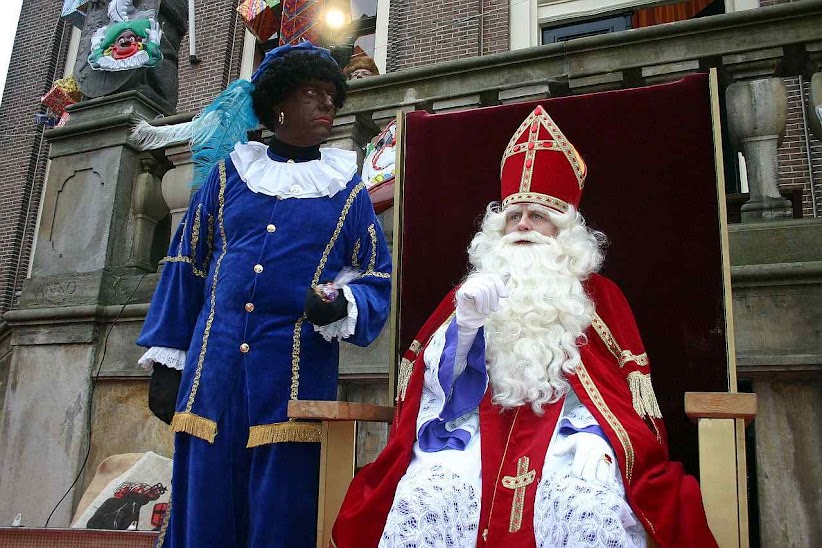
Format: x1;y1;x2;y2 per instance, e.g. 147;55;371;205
510;0;758;51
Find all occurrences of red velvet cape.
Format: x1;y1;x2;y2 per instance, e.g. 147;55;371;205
332;274;717;547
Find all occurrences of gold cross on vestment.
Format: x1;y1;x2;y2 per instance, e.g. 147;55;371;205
501;456;536;532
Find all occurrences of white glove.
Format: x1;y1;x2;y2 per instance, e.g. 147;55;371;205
551;432;618;486
455;273;509;330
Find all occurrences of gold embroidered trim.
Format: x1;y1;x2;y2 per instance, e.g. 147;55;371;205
367;224;377;271
363;271;390;279
289;318;305;400
247;421;324;447
396;357;414;402
575;362;635;483
164;203;211;278
171;412;218;443
351;238;361;268
627;371;663;420
183;161;228;416
290;182;367;401
397;339;424;401
501;192;569;213
591;313;648;369
409;339;422;355
499;108;586;189
329;538;338;548
163;255;206;278
155;496;172;547
190;203;202;252
501;456;536;533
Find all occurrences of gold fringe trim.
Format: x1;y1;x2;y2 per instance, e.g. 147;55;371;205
171;412;217;443
627;371;662;420
247;421;325;448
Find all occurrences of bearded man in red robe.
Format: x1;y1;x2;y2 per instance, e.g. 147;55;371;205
331;106;718;548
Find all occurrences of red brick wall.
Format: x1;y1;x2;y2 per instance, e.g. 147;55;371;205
777;76;822;218
0;0;73;312
177;0;246;113
386;0;509;72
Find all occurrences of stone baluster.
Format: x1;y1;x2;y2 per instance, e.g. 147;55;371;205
325;112;379;166
162;144;196;241
724;48;792;222
129;153;170;271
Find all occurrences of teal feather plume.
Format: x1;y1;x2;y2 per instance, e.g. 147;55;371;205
190;79;259;188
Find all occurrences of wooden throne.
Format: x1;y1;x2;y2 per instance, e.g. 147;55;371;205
290;70;756;548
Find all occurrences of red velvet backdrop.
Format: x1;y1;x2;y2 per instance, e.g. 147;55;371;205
398;74;728;475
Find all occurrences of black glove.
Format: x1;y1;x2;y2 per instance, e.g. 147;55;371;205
148;363;182;425
304;284;349;326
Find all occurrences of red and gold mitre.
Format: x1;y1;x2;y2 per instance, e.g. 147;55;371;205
500;105;587;213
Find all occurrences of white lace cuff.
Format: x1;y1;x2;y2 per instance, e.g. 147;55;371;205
315;285;358;342
138;347;187;371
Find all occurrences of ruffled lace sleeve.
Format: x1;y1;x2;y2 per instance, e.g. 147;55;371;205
138;346;186;371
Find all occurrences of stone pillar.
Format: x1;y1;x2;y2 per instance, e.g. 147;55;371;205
724;48;792;222
0;91;168;527
163;144;196;237
129;154;171;272
325;112;379;166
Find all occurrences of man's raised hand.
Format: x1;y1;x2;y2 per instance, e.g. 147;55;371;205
455;273;509;330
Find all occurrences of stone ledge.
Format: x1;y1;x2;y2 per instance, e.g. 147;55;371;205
731;260;822;286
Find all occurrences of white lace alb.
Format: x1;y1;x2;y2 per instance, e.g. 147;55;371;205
380;464;480;548
535;472;646;548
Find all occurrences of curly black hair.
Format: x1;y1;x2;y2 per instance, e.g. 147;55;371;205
251;50;348;131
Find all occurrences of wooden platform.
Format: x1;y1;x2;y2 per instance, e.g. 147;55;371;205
0;528;157;548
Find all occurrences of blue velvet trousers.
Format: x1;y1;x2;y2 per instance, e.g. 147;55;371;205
159;369;320;547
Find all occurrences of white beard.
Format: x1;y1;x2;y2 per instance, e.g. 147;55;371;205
470;229;597;414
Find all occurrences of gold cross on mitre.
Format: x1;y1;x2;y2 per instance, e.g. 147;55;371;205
499;106;587;193
500;455;537;533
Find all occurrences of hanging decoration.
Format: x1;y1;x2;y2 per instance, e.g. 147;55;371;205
279;0;322;45
87;0;163;71
60;0;91;29
236;0;283;42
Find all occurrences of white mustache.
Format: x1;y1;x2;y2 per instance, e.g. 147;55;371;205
500;230;555;246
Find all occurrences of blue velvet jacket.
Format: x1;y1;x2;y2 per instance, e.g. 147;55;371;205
137;153;391;446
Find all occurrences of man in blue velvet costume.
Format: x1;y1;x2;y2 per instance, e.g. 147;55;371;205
136;43;391;547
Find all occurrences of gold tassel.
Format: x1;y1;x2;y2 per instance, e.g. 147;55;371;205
627;371;662;420
171;412;218;443
247;421;324;448
396;357;414;402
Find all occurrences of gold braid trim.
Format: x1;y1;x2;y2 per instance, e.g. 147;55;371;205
351;238;361;268
247;421;324;447
329;538;338;548
591;313;648;369
183;162;228;417
171;412;217;443
396;357;414;402
575;362;635;483
290;183;367;401
155;493;172;547
627;371;663;420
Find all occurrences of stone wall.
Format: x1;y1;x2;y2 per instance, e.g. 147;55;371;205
0;0;73;313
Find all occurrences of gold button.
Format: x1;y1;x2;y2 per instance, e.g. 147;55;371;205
245;302;255;312
266;224;276;233
240;343;250;353
254;264;263;274
287;159;295;164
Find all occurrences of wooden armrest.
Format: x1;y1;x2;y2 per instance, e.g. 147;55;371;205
287;400;395;423
684;392;757;426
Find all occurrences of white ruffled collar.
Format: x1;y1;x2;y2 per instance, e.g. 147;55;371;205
229;141;358;199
